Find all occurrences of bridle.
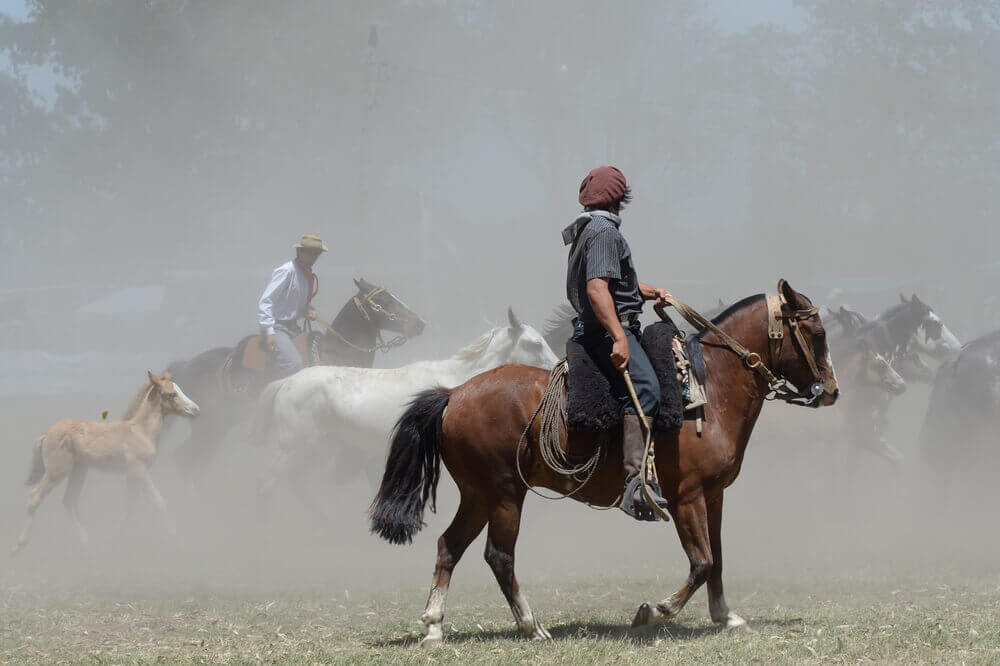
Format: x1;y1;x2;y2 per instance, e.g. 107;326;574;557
312;285;411;355
659;280;836;407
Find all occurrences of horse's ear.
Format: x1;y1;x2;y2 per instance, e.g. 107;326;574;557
147;370;156;383
162;369;172;381
353;278;362;289
507;307;523;330
900;293;908;304
778;279;796;306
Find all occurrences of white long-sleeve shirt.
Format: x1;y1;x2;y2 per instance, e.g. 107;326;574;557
258;260;315;335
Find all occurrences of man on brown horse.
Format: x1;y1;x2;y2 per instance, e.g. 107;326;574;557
562;166;674;520
258;233;326;376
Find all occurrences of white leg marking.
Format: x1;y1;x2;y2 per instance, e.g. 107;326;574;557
420;586;447;647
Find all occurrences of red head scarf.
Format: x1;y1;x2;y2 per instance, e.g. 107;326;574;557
578;166;627;208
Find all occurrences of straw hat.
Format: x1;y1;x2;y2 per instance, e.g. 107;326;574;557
293;233;328;253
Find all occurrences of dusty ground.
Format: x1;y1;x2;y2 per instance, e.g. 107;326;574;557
3;392;999;664
3;566;999;664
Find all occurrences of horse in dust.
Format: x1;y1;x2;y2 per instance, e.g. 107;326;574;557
252;308;559;525
12;371;200;556
168;278;424;481
371;281;839;645
920;329;1000;496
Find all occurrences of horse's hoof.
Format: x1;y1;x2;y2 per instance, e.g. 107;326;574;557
420;626;444;648
531;625;553;641
727;616;751;632
631;602;653;628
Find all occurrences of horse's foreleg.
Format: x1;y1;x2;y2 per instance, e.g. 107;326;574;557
129;464;175;538
484;496;551;640
706;492;746;630
420;497;488;647
62;466;90;547
632;494;713;628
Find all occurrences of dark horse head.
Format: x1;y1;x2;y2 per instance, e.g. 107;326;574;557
315;278;425;364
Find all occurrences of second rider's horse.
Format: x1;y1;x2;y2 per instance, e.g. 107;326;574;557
168;278;425;479
371;280;838;645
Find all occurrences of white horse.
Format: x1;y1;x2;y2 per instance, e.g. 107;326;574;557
253;308;559;523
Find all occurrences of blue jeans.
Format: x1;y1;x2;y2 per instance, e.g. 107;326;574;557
572;319;660;417
273;326;305;377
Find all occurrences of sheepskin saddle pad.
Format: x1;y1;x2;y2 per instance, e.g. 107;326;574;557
565;318;685;434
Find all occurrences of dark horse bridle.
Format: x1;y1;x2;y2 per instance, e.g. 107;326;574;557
313;285;411;355
660;281;836;407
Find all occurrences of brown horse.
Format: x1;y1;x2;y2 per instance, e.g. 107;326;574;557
12;371;200;556
370;280;838;645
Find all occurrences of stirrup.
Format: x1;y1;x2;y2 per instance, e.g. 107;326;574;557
620;475;669;522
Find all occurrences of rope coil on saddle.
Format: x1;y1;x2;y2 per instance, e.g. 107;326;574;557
515;362;619;507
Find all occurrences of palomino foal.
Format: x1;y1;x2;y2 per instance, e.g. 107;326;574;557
12;371;199;555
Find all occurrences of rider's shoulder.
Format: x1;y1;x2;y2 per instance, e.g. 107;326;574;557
584;216;622;239
272;260;295;275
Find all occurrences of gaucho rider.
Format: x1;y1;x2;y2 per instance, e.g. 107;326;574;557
257;233;327;377
563;166;673;521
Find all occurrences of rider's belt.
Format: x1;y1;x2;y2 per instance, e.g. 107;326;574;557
580;313;639;327
275;319;302;336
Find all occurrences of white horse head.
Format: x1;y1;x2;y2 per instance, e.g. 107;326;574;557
454;308;560;373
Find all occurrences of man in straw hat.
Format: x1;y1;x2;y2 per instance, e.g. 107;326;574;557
257;233;327;376
563;166;673;521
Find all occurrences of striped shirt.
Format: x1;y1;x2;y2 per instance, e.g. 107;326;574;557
564;211;643;323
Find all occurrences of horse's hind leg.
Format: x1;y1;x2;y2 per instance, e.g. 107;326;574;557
705;493;746;630
632;493;713;628
484;495;551;640
12;469;64;556
62;465;90;546
420;496;488;647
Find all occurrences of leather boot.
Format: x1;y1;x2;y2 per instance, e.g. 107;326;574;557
620;413;670;522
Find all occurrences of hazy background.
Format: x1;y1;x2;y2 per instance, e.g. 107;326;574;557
2;0;999;602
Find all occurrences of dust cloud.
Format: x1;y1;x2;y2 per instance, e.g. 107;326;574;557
2;1;998;607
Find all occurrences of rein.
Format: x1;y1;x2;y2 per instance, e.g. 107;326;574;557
658;288;827;407
312;286;410;355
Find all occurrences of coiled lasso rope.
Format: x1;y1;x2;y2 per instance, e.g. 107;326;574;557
515;361;619;507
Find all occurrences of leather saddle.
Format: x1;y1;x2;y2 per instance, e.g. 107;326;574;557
237;332;318;371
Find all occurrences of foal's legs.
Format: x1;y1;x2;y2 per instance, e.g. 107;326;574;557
705;493;746;629
420;496;488;647
62;465;90;546
12;473;61;556
128;464;175;537
632;493;714;627
484;495;551;640
12;445;72;556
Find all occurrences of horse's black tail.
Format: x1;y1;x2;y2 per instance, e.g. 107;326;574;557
369;387;450;545
26;435;45;486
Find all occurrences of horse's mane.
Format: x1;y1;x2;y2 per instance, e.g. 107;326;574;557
877;298;929;322
543;304;576;336
696;294;766;340
122;379;155;420
452;328;500;361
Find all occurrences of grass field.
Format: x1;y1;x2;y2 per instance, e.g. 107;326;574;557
3;567;999;664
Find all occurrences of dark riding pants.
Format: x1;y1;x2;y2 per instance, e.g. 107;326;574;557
572;319;660;417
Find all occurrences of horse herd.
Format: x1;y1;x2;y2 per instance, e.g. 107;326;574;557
11;277;997;644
